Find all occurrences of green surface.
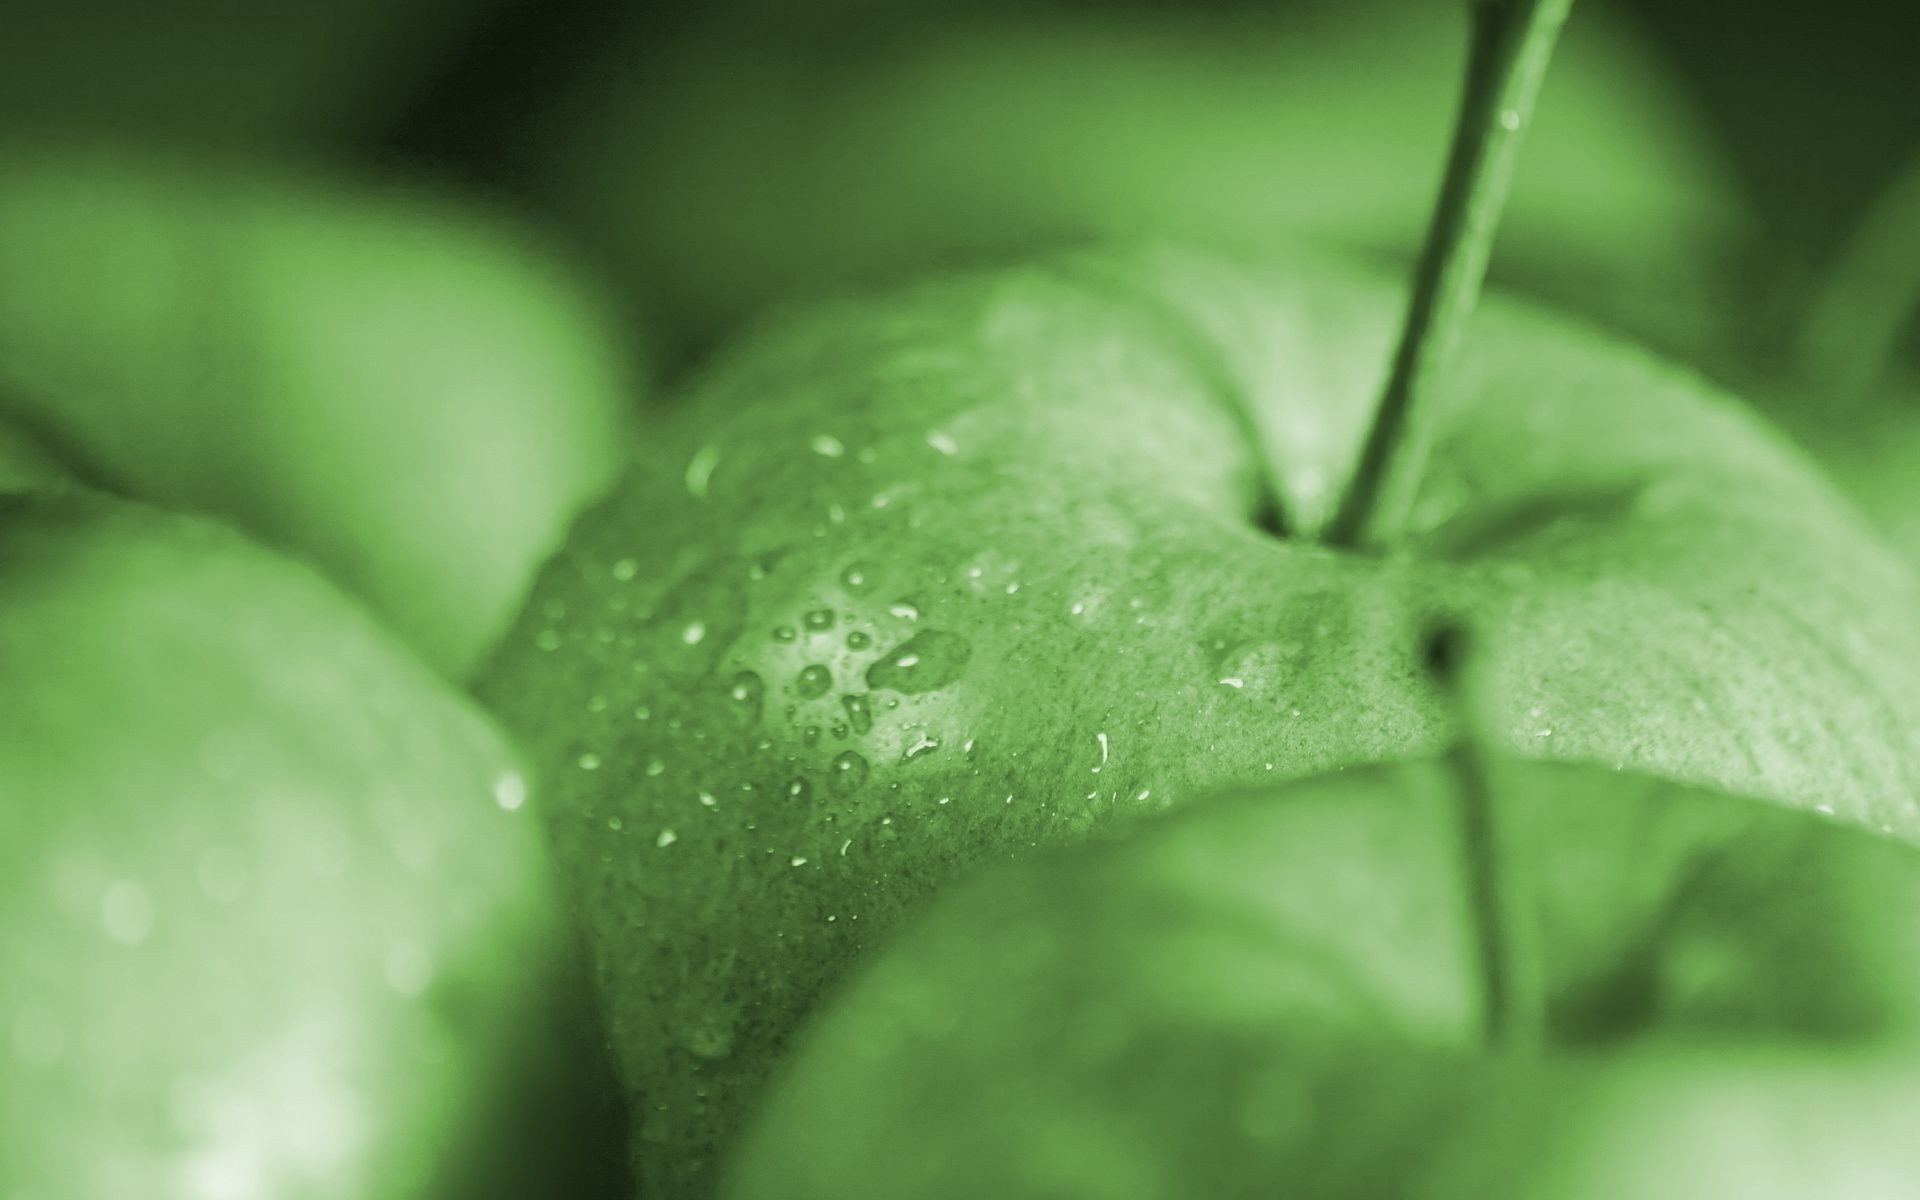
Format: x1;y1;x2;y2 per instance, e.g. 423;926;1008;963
478;243;1920;1196
0;489;565;1199
529;0;1751;364
0;148;641;677
728;757;1920;1198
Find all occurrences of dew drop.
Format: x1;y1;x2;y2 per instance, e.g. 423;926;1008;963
846;630;872;651
646;758;666;777
608;816;625;832
802;725;823;747
493;772;528;812
811;433;845;458
828;751;871;798
841;694;874;735
681;621;707;646
676;1020;734;1060
656;829;679;848
903;734;941;762
866;630;973;694
698;791;717;807
633;705;652;722
578;752;603;771
1499;108;1522;131
796;664;833;698
841;563;873;591
926;430;959;456
791;856;810;867
888;601;920;621
1219;677;1246;689
727;671;765;723
535;628;562;652
787;778;813;802
612;558;639;581
772;625;798;643
804;608;836;632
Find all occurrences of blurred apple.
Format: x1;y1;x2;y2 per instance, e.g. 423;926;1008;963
0;488;573;1198
523;0;1752;364
0;0;503;151
727;758;1920;1198
0;147;641;676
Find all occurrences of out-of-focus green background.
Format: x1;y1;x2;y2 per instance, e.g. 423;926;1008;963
0;1;1914;1197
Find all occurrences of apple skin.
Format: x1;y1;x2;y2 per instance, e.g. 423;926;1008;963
0;148;641;677
725;758;1920;1198
478;244;1920;1196
527;0;1751;363
0;488;572;1199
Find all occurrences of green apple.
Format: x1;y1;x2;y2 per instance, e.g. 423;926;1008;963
527;0;1750;362
725;756;1920;1198
0;0;486;150
1767;382;1920;570
0;487;575;1198
478;242;1920;1196
0;415;71;492
0;148;641;676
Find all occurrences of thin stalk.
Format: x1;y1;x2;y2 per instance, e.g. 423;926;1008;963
1423;621;1546;1051
1326;0;1575;550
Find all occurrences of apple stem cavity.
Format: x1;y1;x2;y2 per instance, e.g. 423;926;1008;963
1422;620;1546;1052
1325;0;1575;551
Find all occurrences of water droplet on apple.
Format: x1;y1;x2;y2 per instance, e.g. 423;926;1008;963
681;621;706;646
804;608;836;632
727;671;764;723
903;733;941;762
828;751;871;797
608;815;625;832
787;778;812;802
841;563;873;590
646;758;666;777
772;625;798;642
846;630;872;650
578;752;603;771
493;772;528;812
842;694;874;734
797;664;833;698
865;630;972;694
888;601;920;620
926;430;958;456
656;828;678;848
802;725;822;747
675;1017;734;1060
811;433;845;458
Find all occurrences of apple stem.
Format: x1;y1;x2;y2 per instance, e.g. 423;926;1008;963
1325;0;1575;551
1422;621;1546;1052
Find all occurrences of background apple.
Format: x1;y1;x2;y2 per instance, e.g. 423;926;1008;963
513;0;1752;367
726;756;1920;1198
0;485;612;1198
478;242;1920;1195
0;0;503;153
0;147;642;677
